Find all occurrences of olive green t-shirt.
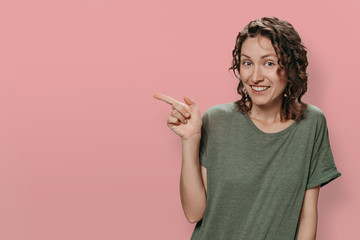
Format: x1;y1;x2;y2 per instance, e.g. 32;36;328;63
190;102;342;240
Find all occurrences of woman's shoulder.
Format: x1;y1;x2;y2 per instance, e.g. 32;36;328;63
304;103;327;129
303;103;327;123
202;102;237;117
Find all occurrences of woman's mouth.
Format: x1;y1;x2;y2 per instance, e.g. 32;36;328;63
250;85;271;94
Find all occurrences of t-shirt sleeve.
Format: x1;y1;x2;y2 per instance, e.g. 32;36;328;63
199;111;209;168
306;114;342;190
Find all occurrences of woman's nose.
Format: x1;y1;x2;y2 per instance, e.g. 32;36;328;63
251;66;264;83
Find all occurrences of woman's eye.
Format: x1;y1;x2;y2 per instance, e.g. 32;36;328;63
242;61;275;66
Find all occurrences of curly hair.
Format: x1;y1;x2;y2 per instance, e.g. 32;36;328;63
229;16;309;121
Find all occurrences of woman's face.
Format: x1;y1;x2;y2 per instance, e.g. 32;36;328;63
239;36;288;108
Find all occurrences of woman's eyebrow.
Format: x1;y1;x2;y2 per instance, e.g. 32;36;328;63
241;53;277;59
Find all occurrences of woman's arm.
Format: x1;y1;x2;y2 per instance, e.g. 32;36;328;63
297;185;320;240
179;136;207;224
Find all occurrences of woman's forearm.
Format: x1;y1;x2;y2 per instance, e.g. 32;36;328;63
179;135;207;224
296;212;318;240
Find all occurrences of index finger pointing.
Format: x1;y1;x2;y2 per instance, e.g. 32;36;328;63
153;93;178;105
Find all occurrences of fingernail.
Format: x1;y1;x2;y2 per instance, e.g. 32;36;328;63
185;113;190;117
184;120;187;123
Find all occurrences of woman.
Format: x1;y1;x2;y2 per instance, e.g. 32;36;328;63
154;16;341;240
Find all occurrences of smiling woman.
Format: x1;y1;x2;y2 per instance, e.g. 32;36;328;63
154;16;342;240
229;17;309;123
189;16;341;240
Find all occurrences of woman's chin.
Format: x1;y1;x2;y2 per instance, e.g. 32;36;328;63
250;98;267;104
251;99;272;107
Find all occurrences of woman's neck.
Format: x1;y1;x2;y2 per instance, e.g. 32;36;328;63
246;98;284;124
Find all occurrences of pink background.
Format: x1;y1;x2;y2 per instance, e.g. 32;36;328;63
0;0;358;239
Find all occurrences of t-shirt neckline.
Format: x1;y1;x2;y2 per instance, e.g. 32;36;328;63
243;108;299;137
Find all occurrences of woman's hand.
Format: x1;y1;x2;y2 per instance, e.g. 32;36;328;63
153;93;202;140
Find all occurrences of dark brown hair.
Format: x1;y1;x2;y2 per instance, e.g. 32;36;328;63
229;16;308;121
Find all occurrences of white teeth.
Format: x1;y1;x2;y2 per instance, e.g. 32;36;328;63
251;86;270;91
